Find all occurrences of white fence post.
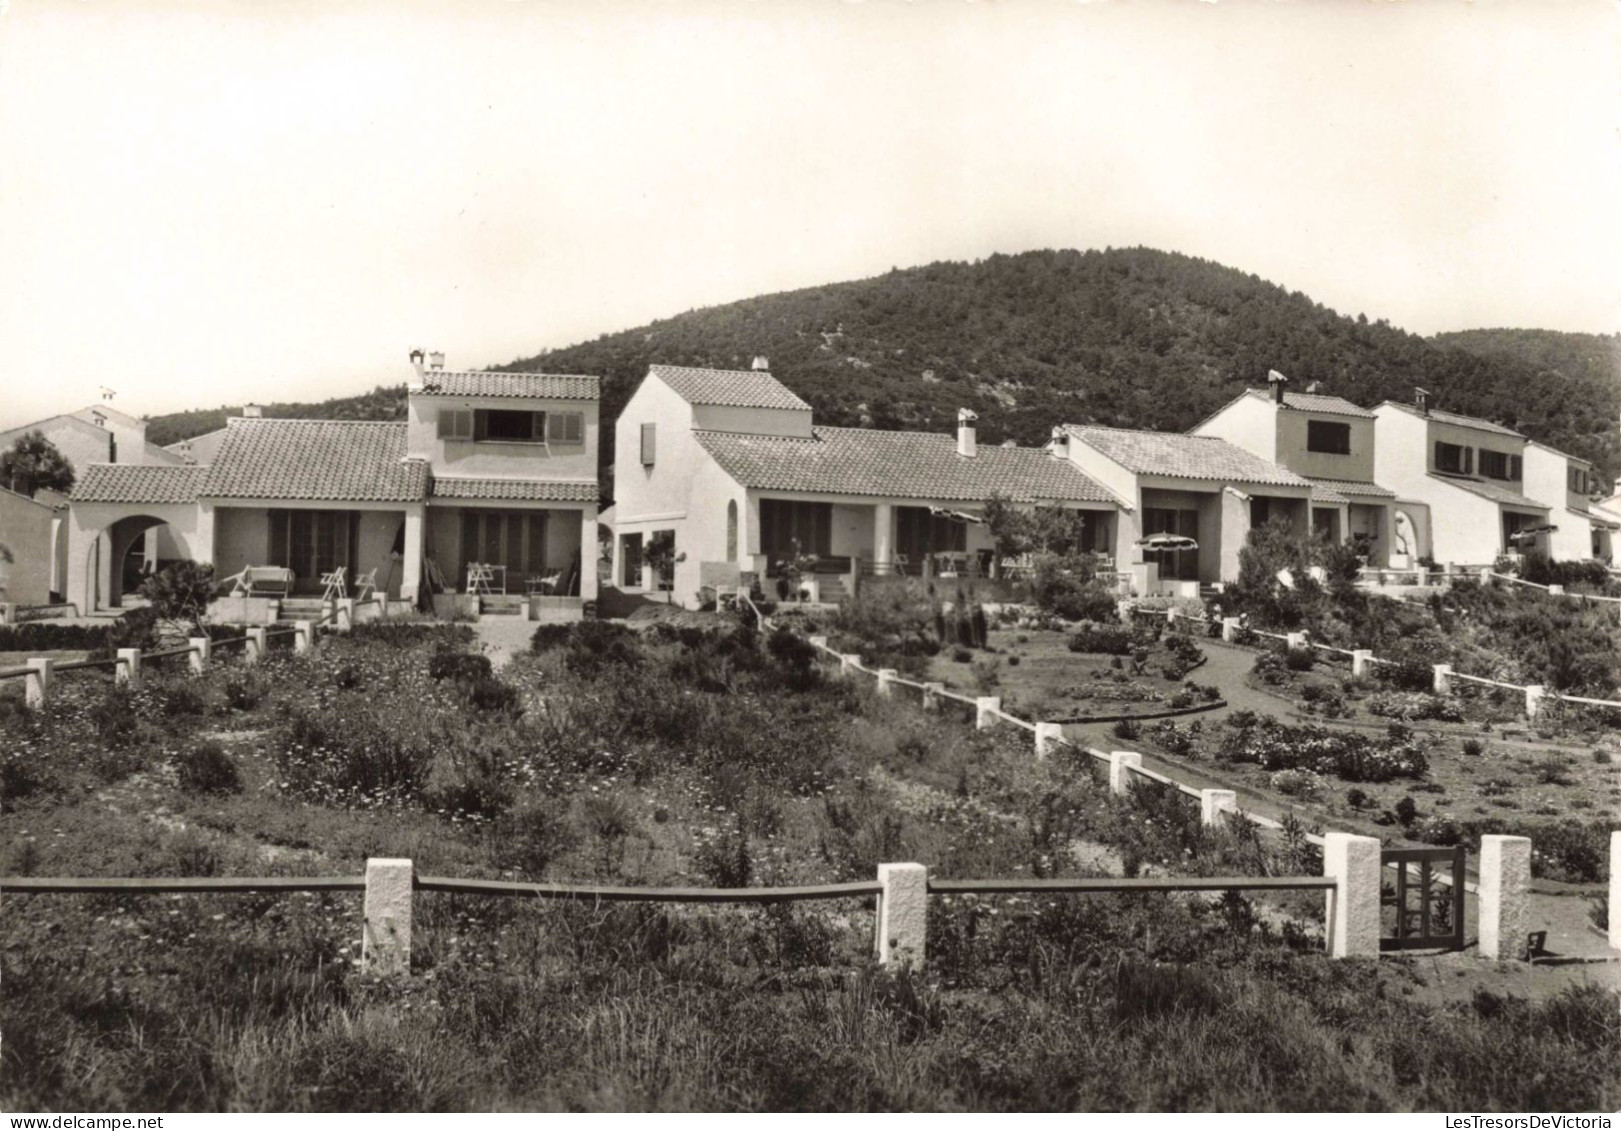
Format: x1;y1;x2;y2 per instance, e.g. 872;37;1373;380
187;636;211;674
838;653;862;678
1323;832;1381;959
1351;649;1373;678
1221;617;1241;643
1164;607;1179;627
1524;684;1546;720
24;657;53;709
1116;599;1134;625
876;669;898;697
336;598;355;633
874;862;928;969
1610;831;1621;953
1479;835;1532;961
1479;567;1494;586
0;602;15;625
808;635;828;650
294;620;314;653
362;857;415;976
1432;664;1452;695
244;627;268;664
1285;631;1307;653
1199;788;1236;827
921;682;943;711
1108;751;1142;796
115;647;143;689
1034;722;1063;760
1547;584;1565;597
975;696;1001;730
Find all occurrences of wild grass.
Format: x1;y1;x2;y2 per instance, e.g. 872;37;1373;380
2;615;1617;1111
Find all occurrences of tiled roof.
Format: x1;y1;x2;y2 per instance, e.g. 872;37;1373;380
1569;505;1620;532
694;427;1118;504
1060;425;1309;487
417;371;600;401
649;365;812;411
431;477;597;503
1307;478;1397;505
73;464;207;504
1247;388;1375;418
1381;402;1524;438
1427;474;1547;511
201;420;429;502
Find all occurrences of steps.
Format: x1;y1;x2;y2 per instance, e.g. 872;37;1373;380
478;595;527;617
276;598;329;623
816;575;850;604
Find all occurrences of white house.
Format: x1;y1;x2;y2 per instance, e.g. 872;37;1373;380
1050;423;1313;590
1371;391;1549;566
1520;441;1615;562
1191;373;1412;566
610;361;1121;606
65;352;600;618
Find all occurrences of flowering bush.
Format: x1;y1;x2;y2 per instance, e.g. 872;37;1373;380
1270;768;1324;800
1067;621;1133;655
1365;690;1464;722
1218;715;1428;783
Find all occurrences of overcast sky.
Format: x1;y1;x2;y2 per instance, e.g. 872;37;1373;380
1;0;1616;430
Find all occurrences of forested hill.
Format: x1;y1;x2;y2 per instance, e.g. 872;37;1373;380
143;385;409;448
499;248;1619;480
146;248;1620;481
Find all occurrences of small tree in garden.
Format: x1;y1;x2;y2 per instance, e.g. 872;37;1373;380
1;431;74;497
984;492;1093;570
644;530;684;592
138;560;216;637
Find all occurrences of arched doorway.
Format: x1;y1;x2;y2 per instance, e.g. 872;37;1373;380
96;514;177;608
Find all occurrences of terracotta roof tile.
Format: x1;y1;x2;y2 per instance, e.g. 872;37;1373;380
201;420;428;502
72;464;207;505
1427;474;1547;511
431;477;597;503
650;365;811;411
694;426;1117;504
1061;425;1309;487
1306;478;1397;505
1381;402;1524;438
418;371;600;400
1246;388;1376;418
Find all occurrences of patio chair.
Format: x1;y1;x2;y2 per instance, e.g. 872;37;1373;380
319;565;347;602
223;565;294;599
466;563;497;596
892;554;910;576
352;568;378;602
526;571;562;596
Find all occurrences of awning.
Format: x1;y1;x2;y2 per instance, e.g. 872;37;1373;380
1136;533;1198;552
1508;524;1558;544
928;506;985;525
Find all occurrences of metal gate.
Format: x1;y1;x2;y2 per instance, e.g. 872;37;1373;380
1381;845;1467;951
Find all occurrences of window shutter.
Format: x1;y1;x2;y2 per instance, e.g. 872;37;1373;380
1462;448;1473;475
1434;441;1444;469
1510;456;1522;480
532;412;547;442
438;410;453;439
641;422;656;465
547;412;583;444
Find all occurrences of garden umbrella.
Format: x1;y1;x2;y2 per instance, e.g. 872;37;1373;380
1135;533;1198;552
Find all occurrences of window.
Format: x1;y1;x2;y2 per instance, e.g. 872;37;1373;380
438;408;473;440
545;412;584;445
640;422;656;466
1479;449;1509;480
477;409;545;443
1435;442;1472;475
1569;466;1590;494
458;510;548;587
725;500;738;562
1306;420;1352;455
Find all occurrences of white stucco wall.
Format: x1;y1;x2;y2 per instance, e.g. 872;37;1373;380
1275;411;1377;483
66;499;215;614
1192;394;1278;463
406;392;599;483
691;403;813;438
0;487;57;606
1522;444;1597;561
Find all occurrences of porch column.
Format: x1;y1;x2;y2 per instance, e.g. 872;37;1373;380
1377;505;1397;568
1219;488;1250;583
578;505;599;602
400;504;425;603
194;501;216;567
874;503;894;573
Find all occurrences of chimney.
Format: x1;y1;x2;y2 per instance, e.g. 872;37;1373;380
1050;425;1068;457
1415;387;1431;415
428;351;445;371
243;403;262;419
1267;369;1289;404
409;348;425;379
751;356;769;371
957;408;978;458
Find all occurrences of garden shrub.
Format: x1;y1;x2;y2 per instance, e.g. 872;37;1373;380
1283;648;1315;673
1270;768;1323;800
1067;621;1133;655
1365;691;1464;723
0;622;110;652
1218;715;1428;783
174;740;242;795
429;652;493;682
